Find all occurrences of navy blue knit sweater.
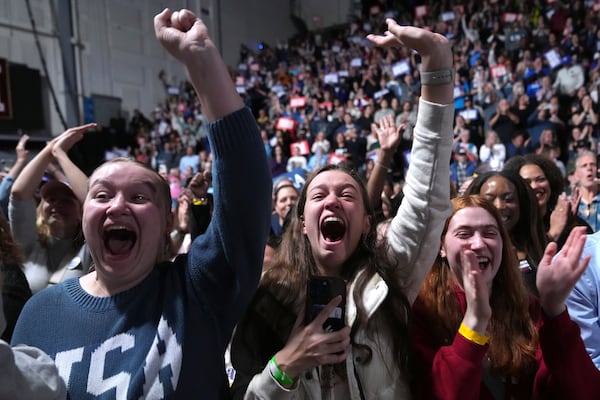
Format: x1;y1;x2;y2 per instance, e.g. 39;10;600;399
12;108;272;399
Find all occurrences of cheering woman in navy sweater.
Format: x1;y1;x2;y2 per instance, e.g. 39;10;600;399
11;8;271;399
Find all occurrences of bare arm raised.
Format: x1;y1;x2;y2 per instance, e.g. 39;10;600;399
367;115;403;209
51;123;97;204
11;124;95;201
7;135;30;180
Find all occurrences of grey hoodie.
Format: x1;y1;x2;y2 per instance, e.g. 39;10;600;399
0;290;67;400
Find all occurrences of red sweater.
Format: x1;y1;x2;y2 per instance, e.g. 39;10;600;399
410;289;600;399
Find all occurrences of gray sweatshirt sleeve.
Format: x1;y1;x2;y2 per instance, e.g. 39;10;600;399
0;292;67;400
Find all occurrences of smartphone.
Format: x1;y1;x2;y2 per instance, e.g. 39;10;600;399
305;276;346;332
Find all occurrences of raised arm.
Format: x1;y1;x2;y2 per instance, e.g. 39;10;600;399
368;20;454;302
153;8;243;121
10;141;54;202
6;135;30;181
368;21;453;105
0;135;30;214
11;123;95;202
366;115;402;210
153;8;271;332
51;123;97;204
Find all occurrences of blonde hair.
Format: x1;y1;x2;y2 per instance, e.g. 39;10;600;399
35;199;84;249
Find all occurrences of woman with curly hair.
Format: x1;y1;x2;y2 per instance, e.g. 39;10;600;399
504;153;593;249
410;195;600;399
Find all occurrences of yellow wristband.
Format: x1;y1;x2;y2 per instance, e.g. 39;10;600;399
459;322;490;346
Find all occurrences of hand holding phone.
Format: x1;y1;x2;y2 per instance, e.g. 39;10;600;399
305;276;346;332
274;294;350;379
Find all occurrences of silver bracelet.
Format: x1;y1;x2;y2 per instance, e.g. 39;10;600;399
420;68;454;86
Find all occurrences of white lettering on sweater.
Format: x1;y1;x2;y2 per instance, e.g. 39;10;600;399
140;317;182;398
88;333;134;397
54;316;182;398
55;347;84;385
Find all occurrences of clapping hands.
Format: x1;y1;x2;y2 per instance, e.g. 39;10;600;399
537;226;590;317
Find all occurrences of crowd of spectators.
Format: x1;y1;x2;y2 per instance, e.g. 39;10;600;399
1;3;600;397
104;0;600;225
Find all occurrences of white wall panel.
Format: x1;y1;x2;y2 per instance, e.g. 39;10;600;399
116;84;142;114
0;2;10;23
110;58;145;87
0;34;9;59
107;1;143;29
0;0;351;136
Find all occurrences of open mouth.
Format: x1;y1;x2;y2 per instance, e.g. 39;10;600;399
103;226;136;255
49;209;66;218
321;216;346;242
499;213;510;224
477;257;490;270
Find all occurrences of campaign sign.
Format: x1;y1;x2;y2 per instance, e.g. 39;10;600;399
290;140;310;156
392;60;411;77
324;73;339;84
442;11;456;22
415;5;429;18
544;49;562;69
290;96;307;108
276;117;296;131
502;13;518;23
490;64;507;79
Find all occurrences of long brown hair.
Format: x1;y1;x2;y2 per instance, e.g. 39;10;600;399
261;163;412;372
417;195;538;376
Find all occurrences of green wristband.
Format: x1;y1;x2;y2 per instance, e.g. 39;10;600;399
268;355;295;387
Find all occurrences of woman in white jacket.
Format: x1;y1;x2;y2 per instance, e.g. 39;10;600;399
230;20;454;399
